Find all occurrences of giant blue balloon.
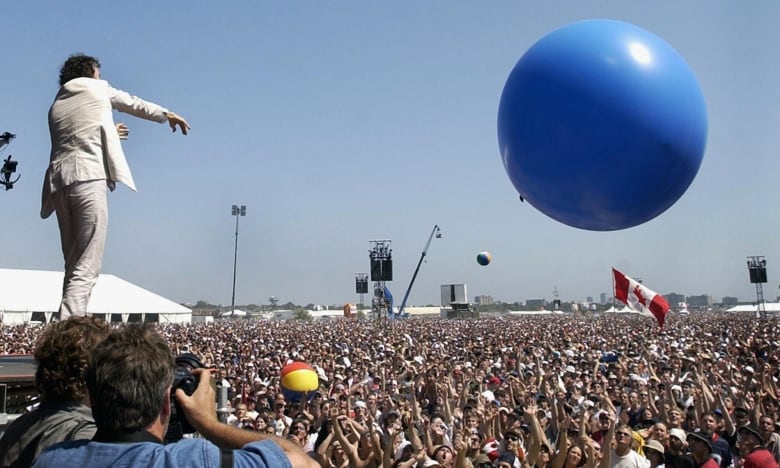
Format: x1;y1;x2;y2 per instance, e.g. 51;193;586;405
498;19;707;231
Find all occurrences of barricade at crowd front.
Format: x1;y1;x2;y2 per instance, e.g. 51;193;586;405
1;313;779;468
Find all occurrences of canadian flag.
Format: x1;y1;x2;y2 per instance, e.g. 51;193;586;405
482;438;500;462
612;268;670;328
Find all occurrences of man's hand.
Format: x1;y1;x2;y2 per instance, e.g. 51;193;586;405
175;368;216;432
176;370;319;468
116;122;129;140
164;111;191;135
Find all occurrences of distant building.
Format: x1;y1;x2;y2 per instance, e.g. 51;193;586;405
721;296;738;306
526;298;545;309
586;296;593;303
600;293;606;305
475;295;494;305
666;292;685;306
687;294;714;308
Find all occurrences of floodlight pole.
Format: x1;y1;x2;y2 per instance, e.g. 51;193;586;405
397;225;441;317
231;205;246;315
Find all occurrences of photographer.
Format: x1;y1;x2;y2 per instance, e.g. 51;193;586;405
32;324;317;468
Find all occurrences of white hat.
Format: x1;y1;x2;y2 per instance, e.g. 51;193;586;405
645;439;665;455
669;428;687;443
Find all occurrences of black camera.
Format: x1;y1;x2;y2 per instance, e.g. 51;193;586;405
165;353;204;443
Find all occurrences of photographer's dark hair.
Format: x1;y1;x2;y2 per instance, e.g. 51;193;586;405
59;53;101;86
86;323;175;433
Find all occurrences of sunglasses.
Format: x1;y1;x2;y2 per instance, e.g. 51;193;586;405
506;435;520;442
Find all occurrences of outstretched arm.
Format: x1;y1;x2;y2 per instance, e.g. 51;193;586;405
598;416;615;468
107;84;190;135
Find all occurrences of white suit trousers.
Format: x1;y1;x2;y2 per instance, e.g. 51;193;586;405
53;180;108;319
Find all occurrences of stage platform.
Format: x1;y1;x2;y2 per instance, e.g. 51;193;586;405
0;354;37;415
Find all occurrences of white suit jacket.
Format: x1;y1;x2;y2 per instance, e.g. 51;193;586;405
41;77;168;218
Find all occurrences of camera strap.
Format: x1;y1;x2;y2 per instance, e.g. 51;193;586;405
93;429;163;444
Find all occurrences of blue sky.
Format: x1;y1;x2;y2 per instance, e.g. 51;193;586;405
1;2;779;307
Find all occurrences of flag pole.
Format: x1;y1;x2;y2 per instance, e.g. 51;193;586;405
611;268;616;310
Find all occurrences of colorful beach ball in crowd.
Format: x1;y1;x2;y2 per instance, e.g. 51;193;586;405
477;251;492;266
497;19;707;231
280;361;319;402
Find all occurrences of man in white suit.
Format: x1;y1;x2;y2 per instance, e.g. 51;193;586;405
41;54;190;319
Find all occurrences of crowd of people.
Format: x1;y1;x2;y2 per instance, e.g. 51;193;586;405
1;312;779;468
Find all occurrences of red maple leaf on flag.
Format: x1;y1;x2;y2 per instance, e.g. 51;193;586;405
633;285;646;306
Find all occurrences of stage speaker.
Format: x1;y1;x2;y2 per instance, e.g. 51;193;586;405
356;278;368;294
370;258;392;281
749;267;767;284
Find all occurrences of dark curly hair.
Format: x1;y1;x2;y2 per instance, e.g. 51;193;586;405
34;316;111;403
58;53;101;86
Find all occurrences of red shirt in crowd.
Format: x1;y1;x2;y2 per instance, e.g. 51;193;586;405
742;448;779;468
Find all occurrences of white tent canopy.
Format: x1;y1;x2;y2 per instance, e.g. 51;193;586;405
726;303;780;314
219;309;247;317
0;268;191;325
604;305;643;314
